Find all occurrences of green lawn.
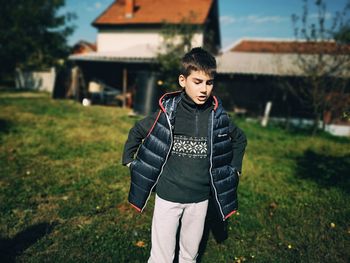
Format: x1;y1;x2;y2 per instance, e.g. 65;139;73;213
0;91;349;263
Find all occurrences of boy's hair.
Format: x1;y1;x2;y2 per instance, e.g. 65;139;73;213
180;47;217;78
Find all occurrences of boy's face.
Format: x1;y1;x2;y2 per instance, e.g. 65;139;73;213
179;70;214;105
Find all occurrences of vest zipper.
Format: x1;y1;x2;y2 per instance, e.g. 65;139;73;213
209;111;225;220
195;107;199;136
141;113;174;212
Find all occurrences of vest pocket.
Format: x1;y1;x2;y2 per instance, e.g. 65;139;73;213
228;165;239;186
130;160;137;171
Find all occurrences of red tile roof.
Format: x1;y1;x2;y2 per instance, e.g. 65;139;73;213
93;0;213;26
230;39;350;54
72;41;97;55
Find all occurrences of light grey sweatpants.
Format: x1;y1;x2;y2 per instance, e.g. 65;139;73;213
148;194;209;263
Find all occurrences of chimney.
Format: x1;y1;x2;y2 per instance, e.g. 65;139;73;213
125;0;134;18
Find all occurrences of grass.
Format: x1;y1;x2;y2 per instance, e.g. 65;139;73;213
0;91;349;263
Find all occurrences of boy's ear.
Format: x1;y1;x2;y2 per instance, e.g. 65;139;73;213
178;74;186;88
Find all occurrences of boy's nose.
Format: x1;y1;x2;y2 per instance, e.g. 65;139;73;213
199;84;207;93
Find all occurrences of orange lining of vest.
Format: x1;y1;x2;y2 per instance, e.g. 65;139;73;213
146;110;162;138
129;202;142;212
224;210;237;220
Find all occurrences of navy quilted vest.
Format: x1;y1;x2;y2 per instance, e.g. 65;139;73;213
128;92;239;220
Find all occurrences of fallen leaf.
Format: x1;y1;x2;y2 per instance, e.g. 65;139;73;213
269;202;278;210
136;240;146;247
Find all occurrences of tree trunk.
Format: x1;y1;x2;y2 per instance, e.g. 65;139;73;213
282;91;291;131
312;113;321;135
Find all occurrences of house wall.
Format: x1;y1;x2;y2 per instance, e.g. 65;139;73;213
203;0;221;54
97;29;204;52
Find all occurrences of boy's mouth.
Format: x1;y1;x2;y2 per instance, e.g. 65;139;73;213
198;95;207;101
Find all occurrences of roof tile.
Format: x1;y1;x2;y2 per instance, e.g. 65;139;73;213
231;40;350;54
93;0;213;26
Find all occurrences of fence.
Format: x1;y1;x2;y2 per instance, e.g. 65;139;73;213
15;67;56;93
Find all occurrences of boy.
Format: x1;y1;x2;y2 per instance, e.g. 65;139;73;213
122;47;247;262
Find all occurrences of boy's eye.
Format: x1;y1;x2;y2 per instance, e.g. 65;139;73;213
207;80;213;85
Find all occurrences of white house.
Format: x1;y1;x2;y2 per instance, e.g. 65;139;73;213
69;0;221;114
93;0;220;54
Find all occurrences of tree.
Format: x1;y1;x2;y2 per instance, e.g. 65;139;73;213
0;0;75;82
286;0;350;134
334;24;350;44
156;14;200;91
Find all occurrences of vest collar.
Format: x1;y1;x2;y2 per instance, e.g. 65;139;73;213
180;92;213;112
159;90;219;113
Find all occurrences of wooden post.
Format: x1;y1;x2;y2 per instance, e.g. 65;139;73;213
261;101;272;127
123;68;127;108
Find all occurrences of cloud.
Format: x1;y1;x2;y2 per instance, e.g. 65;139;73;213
246;15;286;24
220;15;287;26
220;16;237;25
309;12;332;20
86;2;103;12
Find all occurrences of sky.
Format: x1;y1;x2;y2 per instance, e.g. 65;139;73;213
64;0;349;50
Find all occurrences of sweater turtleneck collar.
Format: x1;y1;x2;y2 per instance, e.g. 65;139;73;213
180;91;213;112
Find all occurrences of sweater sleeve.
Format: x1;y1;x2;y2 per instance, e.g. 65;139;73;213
122;111;160;165
229;120;248;173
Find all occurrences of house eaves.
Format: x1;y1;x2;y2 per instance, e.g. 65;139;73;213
69;43;158;63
